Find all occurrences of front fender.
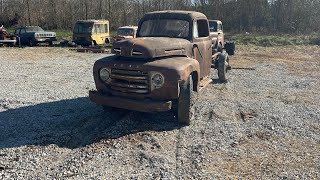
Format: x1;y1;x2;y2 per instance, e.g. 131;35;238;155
143;56;200;91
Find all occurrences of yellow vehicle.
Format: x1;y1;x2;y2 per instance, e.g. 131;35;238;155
73;20;110;46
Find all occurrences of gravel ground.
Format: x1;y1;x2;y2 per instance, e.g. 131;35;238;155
0;46;319;179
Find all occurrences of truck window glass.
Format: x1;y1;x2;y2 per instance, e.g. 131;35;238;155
209;21;218;32
14;29;20;35
101;24;105;33
26;27;44;32
20;28;26;34
73;23;93;34
197;20;209;37
117;28;134;36
139;19;189;38
95;24;101;34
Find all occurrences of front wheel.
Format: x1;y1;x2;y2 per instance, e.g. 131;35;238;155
176;75;195;125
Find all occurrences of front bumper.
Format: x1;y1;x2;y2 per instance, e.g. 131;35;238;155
89;90;172;112
0;40;16;44
35;37;57;42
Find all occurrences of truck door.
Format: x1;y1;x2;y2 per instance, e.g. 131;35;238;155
192;19;212;79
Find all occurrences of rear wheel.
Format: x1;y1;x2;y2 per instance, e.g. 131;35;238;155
218;54;228;82
177;75;195;125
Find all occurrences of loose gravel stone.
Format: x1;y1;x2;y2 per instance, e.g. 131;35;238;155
0;46;319;179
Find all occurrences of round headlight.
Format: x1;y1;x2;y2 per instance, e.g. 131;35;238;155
99;67;111;83
151;72;165;90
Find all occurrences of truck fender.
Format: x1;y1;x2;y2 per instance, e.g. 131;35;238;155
93;55;118;91
178;58;200;92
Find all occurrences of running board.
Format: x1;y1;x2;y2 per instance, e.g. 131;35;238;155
199;76;212;91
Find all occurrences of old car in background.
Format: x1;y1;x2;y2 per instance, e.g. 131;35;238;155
112;26;138;43
209;20;224;53
89;11;235;125
0;25;17;47
209;20;235;55
14;26;56;46
73;20;110;46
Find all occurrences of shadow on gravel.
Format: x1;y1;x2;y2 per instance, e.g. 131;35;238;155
0;97;179;149
211;78;227;84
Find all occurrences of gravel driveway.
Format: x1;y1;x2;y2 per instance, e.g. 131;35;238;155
0;46;319;179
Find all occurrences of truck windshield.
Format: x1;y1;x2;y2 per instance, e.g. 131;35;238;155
73;23;93;34
139;19;189;38
209;21;218;32
117;28;134;36
26;27;44;32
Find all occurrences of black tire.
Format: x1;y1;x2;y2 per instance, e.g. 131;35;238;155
105;38;110;44
225;41;235;55
91;40;97;47
218;54;228;82
177;75;195;125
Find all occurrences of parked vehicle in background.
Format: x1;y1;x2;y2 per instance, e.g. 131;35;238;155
89;11;234;125
73;20;110;46
14;26;56;46
112;26;138;43
209;20;224;53
0;25;17;47
209;20;235;55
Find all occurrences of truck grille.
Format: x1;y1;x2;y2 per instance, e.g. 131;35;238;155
37;33;55;37
110;69;149;94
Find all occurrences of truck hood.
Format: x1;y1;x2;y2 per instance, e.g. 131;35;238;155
112;37;192;59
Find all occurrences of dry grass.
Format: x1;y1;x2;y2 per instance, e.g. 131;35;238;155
234;45;320;77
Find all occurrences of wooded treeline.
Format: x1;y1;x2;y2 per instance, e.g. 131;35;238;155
1;0;320;34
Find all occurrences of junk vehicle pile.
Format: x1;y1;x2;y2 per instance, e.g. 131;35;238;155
89;10;235;125
0;25;17;47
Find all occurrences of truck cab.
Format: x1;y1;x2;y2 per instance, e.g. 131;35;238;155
112;26;138;43
89;11;230;125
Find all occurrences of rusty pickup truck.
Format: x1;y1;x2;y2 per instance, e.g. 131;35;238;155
89;11;233;125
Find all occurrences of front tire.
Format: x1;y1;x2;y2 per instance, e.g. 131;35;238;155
177;75;195;125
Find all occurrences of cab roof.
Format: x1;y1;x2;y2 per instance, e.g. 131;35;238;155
118;26;138;30
76;19;109;23
142;10;207;21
